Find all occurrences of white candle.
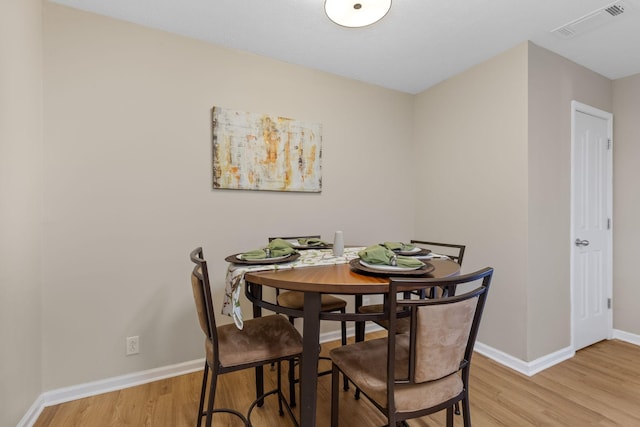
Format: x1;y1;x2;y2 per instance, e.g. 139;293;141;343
333;230;344;257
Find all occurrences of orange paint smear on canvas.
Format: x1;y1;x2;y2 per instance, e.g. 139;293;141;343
262;116;280;166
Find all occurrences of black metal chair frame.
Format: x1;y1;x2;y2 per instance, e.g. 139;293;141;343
190;247;300;427
332;267;493;427
353;240;467;407
410;239;466;265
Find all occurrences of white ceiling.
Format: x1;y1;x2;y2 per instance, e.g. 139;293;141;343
50;0;640;94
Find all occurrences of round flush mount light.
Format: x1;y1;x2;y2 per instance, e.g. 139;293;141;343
324;0;392;28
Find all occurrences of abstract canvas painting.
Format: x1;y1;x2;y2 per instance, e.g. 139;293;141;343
212;106;322;192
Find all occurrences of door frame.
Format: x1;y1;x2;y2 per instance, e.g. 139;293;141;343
570;100;613;350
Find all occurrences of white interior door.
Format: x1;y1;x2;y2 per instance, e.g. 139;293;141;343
571;101;613;351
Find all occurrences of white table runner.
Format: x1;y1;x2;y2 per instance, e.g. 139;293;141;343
223;247;363;329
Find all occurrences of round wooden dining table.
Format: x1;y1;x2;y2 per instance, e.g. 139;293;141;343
244;259;461;427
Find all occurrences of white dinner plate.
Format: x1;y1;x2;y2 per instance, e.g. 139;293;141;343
395;246;421;255
359;260;423;271
236;253;291;261
285;239;331;249
416;253;450;259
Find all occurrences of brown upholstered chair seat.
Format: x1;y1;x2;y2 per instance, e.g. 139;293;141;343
277;291;347;312
330;334;463;413
211;315;303;368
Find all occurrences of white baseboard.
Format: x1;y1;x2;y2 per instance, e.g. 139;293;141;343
475;329;640;377
473;342;575;377
613;328;640;345
17;394;45;427
19;327;640;426
319;323;383;343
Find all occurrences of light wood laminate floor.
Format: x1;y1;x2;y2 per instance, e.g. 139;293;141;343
34;333;640;426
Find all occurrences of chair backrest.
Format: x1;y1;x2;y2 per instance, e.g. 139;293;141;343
385;268;492;404
189;247;219;366
410;240;466;266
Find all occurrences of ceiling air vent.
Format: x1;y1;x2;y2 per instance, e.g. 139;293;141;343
605;4;625;16
551;1;628;39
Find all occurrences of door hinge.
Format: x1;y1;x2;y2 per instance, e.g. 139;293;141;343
607;139;612;149
607;218;611;229
608;298;612;309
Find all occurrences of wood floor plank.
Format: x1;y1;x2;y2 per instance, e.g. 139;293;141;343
34;337;640;427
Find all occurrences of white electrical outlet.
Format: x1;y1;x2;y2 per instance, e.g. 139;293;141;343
126;336;139;356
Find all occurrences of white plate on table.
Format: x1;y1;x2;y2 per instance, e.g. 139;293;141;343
285;239;332;249
226;252;300;265
416;253;450;259
395;246;422;255
236;253;291;261
359;260;424;272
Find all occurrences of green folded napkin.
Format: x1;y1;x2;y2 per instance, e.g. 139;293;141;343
240;239;296;260
269;238;294;249
298;238;328;246
358;245;424;268
383;241;416;251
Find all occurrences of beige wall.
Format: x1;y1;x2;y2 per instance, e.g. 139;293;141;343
413;43;530;358
414;42;614;361
527;43;612;360
42;3;415;389
0;0;44;425
612;73;640;336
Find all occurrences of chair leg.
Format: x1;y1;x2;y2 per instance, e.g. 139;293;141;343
205;365;217;427
277;361;284;416
247;364;299;427
446;405;454;427
196;363;208;427
331;365;340;427
462;397;471;427
340;308;349;391
199;362;249;427
288;358;296;407
353;316;363;398
287;316;297;408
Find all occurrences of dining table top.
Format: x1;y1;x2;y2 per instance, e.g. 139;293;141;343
243;258;461;294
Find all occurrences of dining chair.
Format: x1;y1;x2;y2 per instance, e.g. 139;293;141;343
354;240;467;404
189;247;302;427
330;267;493;427
410;239;466;265
268;235;349;406
356;240;467;334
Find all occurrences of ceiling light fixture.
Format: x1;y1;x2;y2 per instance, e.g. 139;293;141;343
324;0;392;28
